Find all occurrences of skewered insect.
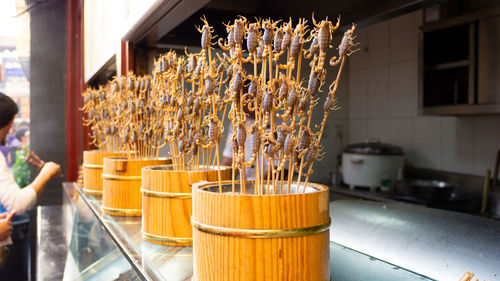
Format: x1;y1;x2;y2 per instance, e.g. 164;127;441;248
330;23;359;66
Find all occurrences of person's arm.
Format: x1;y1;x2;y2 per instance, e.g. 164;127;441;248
0;154;60;214
26;162;61;197
0;212;14;241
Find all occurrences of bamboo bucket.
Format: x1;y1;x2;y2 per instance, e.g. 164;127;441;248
192;181;331;281
102;157;170;216
142;165;231;246
83;150;124;197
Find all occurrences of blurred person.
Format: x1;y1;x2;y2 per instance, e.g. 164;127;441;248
11;128;30;187
6;127;20;167
0;143;7;163
14;127;29;150
0;93;61;213
0;92;61;267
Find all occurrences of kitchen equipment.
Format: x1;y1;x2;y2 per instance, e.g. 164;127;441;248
492;150;500;192
481;170;491;214
490;189;500;219
342;139;404;190
405;180;454;203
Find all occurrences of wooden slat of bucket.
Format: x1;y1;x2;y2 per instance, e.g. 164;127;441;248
192;181;330;281
83;150;124;196
102;157;170;216
142;165;231;246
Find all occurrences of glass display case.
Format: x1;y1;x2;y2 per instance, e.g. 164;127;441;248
63;183;432;281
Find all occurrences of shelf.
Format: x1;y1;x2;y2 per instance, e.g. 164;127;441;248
419;7;500;115
426;60;469;71
421;104;500;115
65;183;432;281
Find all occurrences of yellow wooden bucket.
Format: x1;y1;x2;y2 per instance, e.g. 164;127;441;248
142;165;231;246
192;181;331;281
82;150;124;197
102;157;170;216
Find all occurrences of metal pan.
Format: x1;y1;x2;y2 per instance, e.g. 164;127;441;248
405;180;454;203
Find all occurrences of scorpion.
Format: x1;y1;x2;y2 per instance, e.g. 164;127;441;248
244;21;261;63
280;19;293;54
195;16;214;50
279;18;308;70
330;23;359;66
273;126;296;175
243;122;262;168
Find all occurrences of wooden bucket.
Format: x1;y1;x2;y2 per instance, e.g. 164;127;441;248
142;165;231;246
102;157;170;216
192;181;331;281
82;150;124;197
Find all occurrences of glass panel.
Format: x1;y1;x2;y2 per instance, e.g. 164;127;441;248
63;195;140;281
69;183;434;281
80;191;193;281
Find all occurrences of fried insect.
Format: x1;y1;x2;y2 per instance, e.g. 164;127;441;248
330;23;359;66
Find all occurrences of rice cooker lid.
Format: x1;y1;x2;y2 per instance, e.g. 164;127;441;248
344;138;403;155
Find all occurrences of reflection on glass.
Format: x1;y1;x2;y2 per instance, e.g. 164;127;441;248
63;196;140;281
67;184;435;281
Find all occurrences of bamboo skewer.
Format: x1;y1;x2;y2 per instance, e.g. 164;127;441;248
81;15;356;197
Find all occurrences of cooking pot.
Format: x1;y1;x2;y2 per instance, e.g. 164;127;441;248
342;139;404;188
405;180;453;203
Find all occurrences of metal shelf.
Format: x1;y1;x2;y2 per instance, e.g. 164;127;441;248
426;59;469;71
421;104;500;115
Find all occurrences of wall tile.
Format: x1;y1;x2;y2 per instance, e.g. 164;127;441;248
334;70;349;120
367;118;390;143
367;65;389;118
474;116;500;175
348;119;367;144
413;10;423;60
410;116;441;169
413;116;441;146
367;21;389;67
408;143;441;170
344;8;499;177
348;69;368;119
414;10;423;30
389;118;413;150
440;117;475;174
349;27;368;71
389;13;415;63
389;61;417;117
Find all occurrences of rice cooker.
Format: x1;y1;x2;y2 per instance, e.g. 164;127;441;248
342;139;404;188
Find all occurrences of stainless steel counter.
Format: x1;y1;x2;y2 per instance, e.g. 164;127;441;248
62;183;432;281
330;200;500;281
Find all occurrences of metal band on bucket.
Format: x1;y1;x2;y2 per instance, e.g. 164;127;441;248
191;218;331;239
102;206;142;215
83;163;104;169
141;188;192;199
82;188;103;196
142;232;192;244
101;174;142;181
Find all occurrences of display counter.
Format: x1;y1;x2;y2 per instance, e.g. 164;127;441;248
61;183;431;281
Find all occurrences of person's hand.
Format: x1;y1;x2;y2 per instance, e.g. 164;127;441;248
0;211;15;241
41;162;61;178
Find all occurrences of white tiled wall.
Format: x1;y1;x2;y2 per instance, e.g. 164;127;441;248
347;10;500;176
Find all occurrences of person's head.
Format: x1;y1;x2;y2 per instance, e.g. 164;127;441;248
0;93;19;145
16;126;29;145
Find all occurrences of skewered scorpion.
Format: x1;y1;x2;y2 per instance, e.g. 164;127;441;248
330;23;359;66
198;115;223;149
311;14;340;72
